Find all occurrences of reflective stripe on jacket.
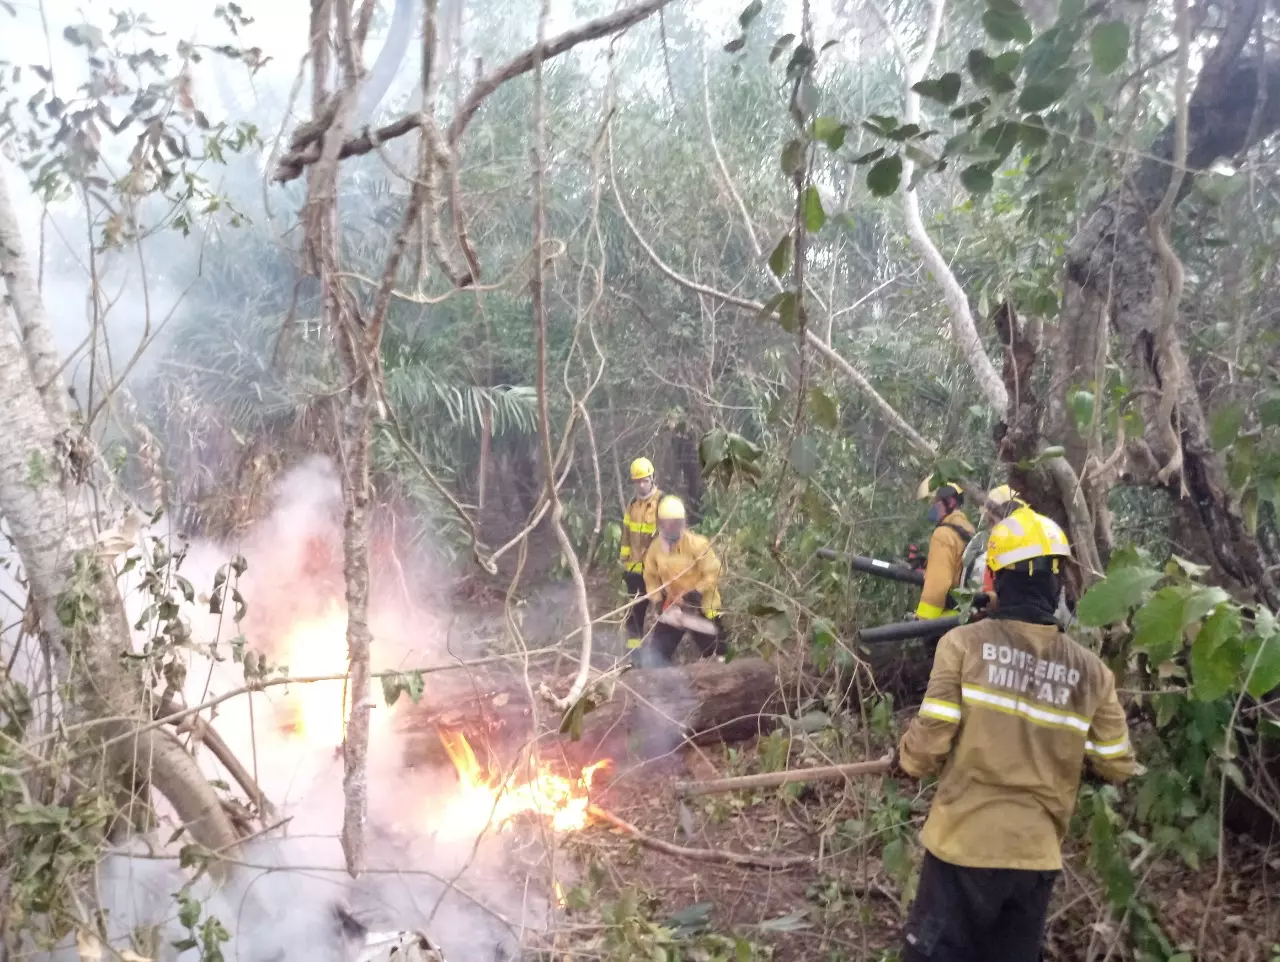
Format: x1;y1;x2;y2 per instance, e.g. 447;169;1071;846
898;619;1137;870
916;510;975;618
620;488;662;573
643;529;721;617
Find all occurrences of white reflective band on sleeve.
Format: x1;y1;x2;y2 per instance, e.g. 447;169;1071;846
1086;738;1129;757
871;559;889;568
919;698;962;722
961;686;1091;733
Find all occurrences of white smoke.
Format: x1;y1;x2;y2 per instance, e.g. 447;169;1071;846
0;457;558;962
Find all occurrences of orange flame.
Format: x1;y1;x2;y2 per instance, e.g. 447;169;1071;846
431;729;609;837
274;602;387;749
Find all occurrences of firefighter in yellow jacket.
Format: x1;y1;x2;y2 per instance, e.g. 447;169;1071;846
915;483;976;619
892;506;1137;962
638;495;724;667
620;457;663;649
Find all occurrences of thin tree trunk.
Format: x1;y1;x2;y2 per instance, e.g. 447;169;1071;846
0;170;238;858
478;402;491;512
0;172;69;423
531;0;594;712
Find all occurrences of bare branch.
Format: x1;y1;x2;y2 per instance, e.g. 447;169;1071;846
529;0;595;714
871;0;1010;416
607;126;937;460
273;0;673;182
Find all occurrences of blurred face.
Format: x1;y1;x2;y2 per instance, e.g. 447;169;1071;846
927;498;947;523
634;477;654;498
658;517;684;543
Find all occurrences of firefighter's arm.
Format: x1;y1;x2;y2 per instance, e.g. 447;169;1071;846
642;542;664;600
915;528;960;618
897;632;964;777
1086;669;1137;783
694;543;722;617
619;505;634;565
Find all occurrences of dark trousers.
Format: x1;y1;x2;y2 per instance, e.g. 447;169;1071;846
902;852;1057;962
623;572;650;645
636;616;726;668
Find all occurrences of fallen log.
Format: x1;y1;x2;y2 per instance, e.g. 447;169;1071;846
673;757;892;798
396;656;791;767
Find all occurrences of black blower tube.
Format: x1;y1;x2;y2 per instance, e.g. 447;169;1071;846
857;616;961;645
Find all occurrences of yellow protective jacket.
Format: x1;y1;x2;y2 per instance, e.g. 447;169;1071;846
643;529;722;618
620;488;662;573
916;510;975;618
898;619;1137;870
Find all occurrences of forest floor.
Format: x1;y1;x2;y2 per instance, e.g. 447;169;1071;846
443;560;1279;962
551;738;1279;962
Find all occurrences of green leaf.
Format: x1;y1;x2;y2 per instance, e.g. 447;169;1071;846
950;99;990;120
1210;403;1243;450
777;292;800;332
985;0;1025;13
757;291;787;322
1089;21;1130;75
809;387;839;429
1017;116;1049;150
739;0;763;28
699;427;729;470
727;433;764;463
1258;391;1280;428
1069;388;1095;432
1132;587;1191;664
802;186;826;231
1133;585;1230;664
769;232;794;277
966;50;1016;92
993;50;1021;75
769;33;796;63
1018;68;1077;111
780;138;806;177
912;72;962;104
1191;620;1242;703
1247;632;1280;698
1242;486;1259;535
981;121;1022;159
1077;566;1164;627
850;146;885;165
812;116;847;150
983;8;1032;43
559;698;587;739
866;154;903;196
724;36;746;53
789;435;819;478
960;164;994;194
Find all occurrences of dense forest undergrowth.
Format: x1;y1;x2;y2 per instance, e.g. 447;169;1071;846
2;0;1280;959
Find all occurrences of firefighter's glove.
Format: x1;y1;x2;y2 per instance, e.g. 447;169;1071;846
684;590;704;611
885;747;909;780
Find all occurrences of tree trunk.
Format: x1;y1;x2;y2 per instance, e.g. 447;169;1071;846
396;657;788;769
1018;30;1280;603
356;0;417;122
0;172;238;856
0;173;69;423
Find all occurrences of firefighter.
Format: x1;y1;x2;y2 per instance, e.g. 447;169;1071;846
638;495;724;667
620;457;663;650
891;507;1137;962
914;483;976;619
960;484;1028;592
